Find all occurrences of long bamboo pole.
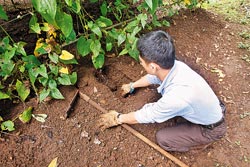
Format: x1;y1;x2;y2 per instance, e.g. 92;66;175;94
79;92;189;167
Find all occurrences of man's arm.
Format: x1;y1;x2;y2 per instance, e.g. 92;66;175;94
118;112;138;124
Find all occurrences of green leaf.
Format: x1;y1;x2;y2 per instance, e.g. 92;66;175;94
65;29;76;43
31;0;57;26
50;88;64;99
100;1;107;16
77;36;91;57
38;77;48;87
0;91;10;100
64;0;72;6
0;5;8;21
91;24;102;38
19;107;33;124
71;0;81;13
90;40;101;57
119;48;128;56
39;88;50;102
48;53;59;64
4;48;15;60
37;64;48;78
1;120;15;131
145;0;153;9
32;114;47;123
0;61;15;77
29;15;41;34
106;42;112;51
58;74;71;85
48;79;57;89
56;9;73;38
59;58;78;65
137;14;147;28
69;72;77;85
14;41;27;56
22;55;41;70
118;32;126;46
16;80;30;102
92;54;104;69
96;16;113;28
49;64;58;76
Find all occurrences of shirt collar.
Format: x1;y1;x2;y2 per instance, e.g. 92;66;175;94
157;60;178;94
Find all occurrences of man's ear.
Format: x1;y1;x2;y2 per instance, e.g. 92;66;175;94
150;63;160;70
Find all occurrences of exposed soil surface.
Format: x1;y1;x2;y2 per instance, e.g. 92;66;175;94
1;9;250;167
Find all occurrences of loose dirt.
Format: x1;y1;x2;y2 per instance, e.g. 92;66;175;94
1;9;250;167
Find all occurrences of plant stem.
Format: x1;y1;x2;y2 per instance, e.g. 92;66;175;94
0;25;15;43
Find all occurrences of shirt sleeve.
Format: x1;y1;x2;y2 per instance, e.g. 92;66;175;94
134;94;190;123
146;74;161;85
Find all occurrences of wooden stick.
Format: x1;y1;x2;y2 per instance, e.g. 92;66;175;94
79;92;189;167
64;89;79;119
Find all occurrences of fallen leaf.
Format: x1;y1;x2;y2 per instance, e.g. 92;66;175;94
48;157;58;167
1;120;15;131
32;114;47;123
19;107;33;124
59;50;74;60
211;68;226;78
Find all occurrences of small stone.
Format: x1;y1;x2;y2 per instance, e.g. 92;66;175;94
81;131;89;138
94;137;101;145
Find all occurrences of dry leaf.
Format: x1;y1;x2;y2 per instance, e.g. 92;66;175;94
59;50;74;60
59;67;69;74
48;157;58;167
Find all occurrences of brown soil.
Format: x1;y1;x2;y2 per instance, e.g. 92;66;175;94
1;9;250;167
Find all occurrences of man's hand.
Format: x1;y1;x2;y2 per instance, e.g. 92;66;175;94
121;82;134;97
97;110;122;131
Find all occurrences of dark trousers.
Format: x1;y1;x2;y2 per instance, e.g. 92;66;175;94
156;104;227;152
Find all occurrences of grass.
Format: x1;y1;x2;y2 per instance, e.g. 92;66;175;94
202;0;250;24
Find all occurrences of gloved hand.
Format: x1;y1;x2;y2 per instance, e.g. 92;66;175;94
97;110;122;131
121;82;134;97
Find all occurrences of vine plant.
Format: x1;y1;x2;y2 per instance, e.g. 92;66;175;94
0;0;203;131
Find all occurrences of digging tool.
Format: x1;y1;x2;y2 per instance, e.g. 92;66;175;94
79;91;189;167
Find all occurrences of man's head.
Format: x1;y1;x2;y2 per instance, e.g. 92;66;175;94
137;30;175;70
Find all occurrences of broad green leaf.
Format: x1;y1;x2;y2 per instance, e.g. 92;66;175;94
4;48;15;60
49;53;59;64
0;61;15;77
1;120;15;131
100;1;107;16
69;72;77;85
38;77;48;87
0;91;10;100
96;16;113;28
50;88;64;99
92;54;104;69
65;29;76;43
39;88;50;102
56;9;73;38
118;32;126;46
90;40;101;57
38;64;48;78
125;20;138;32
31;0;57;26
48;157;58;167
77;36;91;57
119;48;128;56
49;64;58;76
14;41;27;56
91;25;102;38
16;80;30;102
137;14;147;28
29;15;41;34
64;0;72;6
32;114;47;123
59;58;78;65
129;49;139;61
22;55;41;70
0;5;8;21
71;0;81;13
145;0;153;9
58;74;71;85
19;107;33;123
108;29;119;40
106;42;112;51
48;79;57;89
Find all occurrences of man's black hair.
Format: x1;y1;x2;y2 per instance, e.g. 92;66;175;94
137;30;175;69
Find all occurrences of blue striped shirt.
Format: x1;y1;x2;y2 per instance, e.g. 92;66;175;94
135;60;223;125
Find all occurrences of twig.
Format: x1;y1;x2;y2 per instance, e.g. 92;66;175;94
79;91;189;167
